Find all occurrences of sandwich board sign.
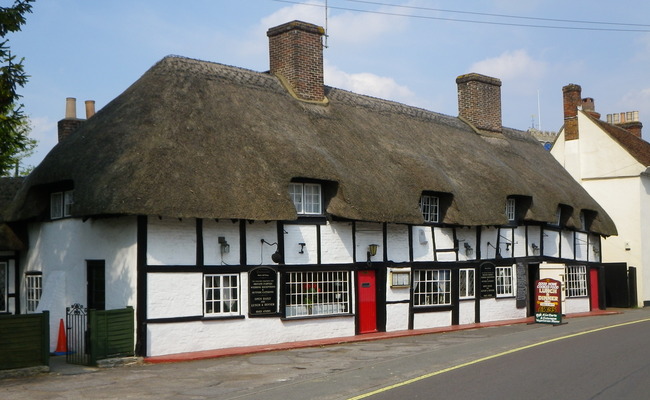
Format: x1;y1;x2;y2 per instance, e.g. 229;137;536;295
535;278;562;324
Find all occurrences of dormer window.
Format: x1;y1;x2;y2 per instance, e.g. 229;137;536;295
289;182;322;215
51;190;74;219
505;198;516;222
419;194;439;223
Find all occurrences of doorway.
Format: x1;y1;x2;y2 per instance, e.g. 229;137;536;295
357;270;377;334
87;260;106;311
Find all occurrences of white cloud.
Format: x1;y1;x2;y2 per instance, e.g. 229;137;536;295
325;63;416;103
471;50;547;81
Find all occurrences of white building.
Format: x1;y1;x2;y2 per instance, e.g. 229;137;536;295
3;22;616;357
552;84;648;307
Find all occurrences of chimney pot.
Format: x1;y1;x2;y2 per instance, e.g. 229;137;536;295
65;97;77;119
456;73;502;134
85;100;96;119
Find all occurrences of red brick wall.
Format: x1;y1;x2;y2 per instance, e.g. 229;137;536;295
456;73;502;133
563;84;582;140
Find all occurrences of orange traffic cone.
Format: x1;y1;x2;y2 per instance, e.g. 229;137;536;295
54;319;67;355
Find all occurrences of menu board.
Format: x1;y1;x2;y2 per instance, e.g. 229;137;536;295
249;267;278;316
480;263;496;299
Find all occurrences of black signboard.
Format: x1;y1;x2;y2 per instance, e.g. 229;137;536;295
249;267;278;317
480;263;496;299
516;262;527;308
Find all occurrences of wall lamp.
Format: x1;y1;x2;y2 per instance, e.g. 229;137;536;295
367;244;379;264
261;239;283;264
218;236;230;255
531;243;540;256
464;242;473;257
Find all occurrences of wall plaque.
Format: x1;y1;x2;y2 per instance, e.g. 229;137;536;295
249;267;278;317
516;262;527;308
480;263;496;299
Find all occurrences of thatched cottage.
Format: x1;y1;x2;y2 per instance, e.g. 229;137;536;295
3;21;616;357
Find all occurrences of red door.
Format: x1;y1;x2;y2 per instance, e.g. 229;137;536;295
590;268;600;310
357;270;377;333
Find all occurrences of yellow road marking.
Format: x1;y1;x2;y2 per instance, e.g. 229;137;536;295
347;318;650;400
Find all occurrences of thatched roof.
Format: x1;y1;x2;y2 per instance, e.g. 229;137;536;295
0;177;25;250
5;56;616;235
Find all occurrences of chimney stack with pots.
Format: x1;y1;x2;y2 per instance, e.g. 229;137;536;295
57;97;96;142
581;97;601;120
607;111;643;138
267;20;326;102
456;73;503;134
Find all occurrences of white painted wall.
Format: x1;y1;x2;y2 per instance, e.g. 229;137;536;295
203;219;241;266
413;310;451;329
385;303;409;332
320;221;353;264
283;225;317;265
480;298;525;322
386;224;409;263
355;222;383;263
147;273;203;319
459;300;476;325
25;216;138;351
565;297;590;314
148;217;196;265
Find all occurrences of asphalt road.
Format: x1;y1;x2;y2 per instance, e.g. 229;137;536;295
360;317;650;400
2;308;650;400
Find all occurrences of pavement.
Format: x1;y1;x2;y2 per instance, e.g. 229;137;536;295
1;308;646;400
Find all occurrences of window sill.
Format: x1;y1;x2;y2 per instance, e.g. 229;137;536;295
281;312;352;321
413;305;453;312
495;295;516;299
202;315;245;321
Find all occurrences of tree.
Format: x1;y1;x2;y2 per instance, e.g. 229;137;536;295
0;0;35;176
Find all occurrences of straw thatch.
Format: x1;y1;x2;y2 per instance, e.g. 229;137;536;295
0;177;25;250
5;56;616;235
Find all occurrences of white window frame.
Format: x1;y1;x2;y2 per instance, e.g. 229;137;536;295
413;269;451;306
505;198;516;222
566;265;588;297
26;273;43;313
0;262;6;312
50;190;74;219
496;266;514;297
289;182;322;215
459;268;475;299
419;195;439;223
285;271;350;317
204;273;240;316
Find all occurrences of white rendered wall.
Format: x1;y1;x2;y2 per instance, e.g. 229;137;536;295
147;273;203;319
284;225;317;265
386;224;409;263
385;266;410;332
148;217;196;265
412;226;433;262
26;216;138;351
413;310;451;330
320;221;353;264
355;222;383;263
479;298;525;322
459;300;476;325
565;297;590;314
203;219;241;266
246;221;280;266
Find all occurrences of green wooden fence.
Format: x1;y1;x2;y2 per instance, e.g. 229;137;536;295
0;311;50;370
88;306;134;365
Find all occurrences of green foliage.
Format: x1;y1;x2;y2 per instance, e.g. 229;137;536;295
0;0;35;176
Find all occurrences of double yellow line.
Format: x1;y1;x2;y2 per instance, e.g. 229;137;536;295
348;318;650;399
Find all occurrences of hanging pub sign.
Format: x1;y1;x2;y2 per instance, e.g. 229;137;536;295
480;262;496;299
535;278;562;324
249;267;279;317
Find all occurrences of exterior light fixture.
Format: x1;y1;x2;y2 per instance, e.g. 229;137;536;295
531;243;540;256
367;244;379;265
464;242;473;257
218;236;230;254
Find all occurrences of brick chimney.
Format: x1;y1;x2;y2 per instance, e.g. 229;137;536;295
456;73;502;134
581;97;601;119
267;21;325;102
57;97;84;142
607;111;643;138
57;97;96;142
563;84;582;140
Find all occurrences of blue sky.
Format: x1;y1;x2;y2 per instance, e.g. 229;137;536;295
9;0;650;169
